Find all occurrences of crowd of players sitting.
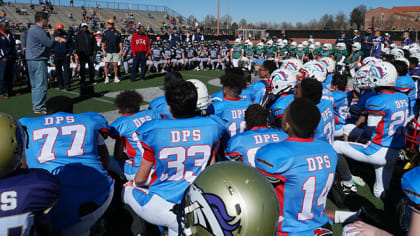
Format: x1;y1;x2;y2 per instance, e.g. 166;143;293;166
2;30;420;236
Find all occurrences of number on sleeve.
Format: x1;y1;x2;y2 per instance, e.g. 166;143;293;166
131;132;145;154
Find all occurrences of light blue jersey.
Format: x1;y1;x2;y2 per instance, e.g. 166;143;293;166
149;96;172;119
315;99;335;144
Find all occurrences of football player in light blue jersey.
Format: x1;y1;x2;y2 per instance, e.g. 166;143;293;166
211;68;253;102
226;104;288;166
334;61;409;198
110;91;161;181
207;69;253;142
295;78;335;145
256;98;337;236
330;74;351;138
123;80;225;236
20;96;114;235
394;60;416;122
148;72;183;119
248;60;277;105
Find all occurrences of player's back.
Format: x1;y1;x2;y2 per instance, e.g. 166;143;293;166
270;94;294;119
211;89;252;102
315;99;335;144
366;91;409;148
207;97;252;138
149;96;172;119
322;74;333;89
226;127;288;166
255;138;337;235
332;90;350;129
110;109;161;177
249;80;270;105
20;112;109;174
137;115;225;204
0;169;60;236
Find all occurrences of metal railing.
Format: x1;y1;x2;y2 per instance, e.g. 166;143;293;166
9;0;185;19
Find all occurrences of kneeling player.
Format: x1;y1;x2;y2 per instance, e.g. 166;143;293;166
226;104;288;166
122;80;225;236
255;98;337;235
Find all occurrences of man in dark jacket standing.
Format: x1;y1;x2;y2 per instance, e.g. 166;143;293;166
75;23;97;85
0;19;16;98
51;22;73;90
130;25;150;81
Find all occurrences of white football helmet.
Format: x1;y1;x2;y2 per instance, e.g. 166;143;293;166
368;61;398;87
234;38;241;46
280;59;303;73
297;44;304;51
402;45;410;50
381;47;391;55
276;39;283;47
352;42;361;51
336;42;346;51
322;44;329;51
391;48;404;59
308;38;315;45
309;44;315;51
409;47;420;60
390;43;397;49
282;39;288;45
270;69;297;95
266;40;273;47
290;42;297;49
362;57;382;66
300;61;327;82
245;39;251;45
187;79;210;110
257;42;264;50
314;42;321;49
247;41;253;49
353;64;374;89
15;40;21;45
302;41;309;48
319;57;336;73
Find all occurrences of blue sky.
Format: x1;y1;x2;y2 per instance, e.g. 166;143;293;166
135;0;420;24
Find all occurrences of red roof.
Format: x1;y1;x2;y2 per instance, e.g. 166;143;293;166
392;6;420;13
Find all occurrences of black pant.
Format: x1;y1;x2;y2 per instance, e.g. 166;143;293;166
5;58;15;95
130;52;146;81
78;53;95;84
54;56;71;89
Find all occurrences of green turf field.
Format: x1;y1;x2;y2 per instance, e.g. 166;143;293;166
1;70;385;235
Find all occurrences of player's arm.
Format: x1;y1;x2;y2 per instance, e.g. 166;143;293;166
134;156;153;186
101;32;107;57
114;137;128;161
97;133;110;169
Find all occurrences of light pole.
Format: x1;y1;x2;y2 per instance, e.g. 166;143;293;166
217;0;220;36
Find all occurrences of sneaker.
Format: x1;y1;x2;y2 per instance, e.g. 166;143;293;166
33;108;47;114
104;77;110;84
341;181;357;195
114;77;120;83
352;175;366;186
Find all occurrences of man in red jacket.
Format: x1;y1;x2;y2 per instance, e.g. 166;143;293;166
130;25;150;81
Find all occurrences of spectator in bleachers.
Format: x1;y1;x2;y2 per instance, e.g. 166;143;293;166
68;12;73;21
26;12;54;114
0;10;6;20
51;23;73;90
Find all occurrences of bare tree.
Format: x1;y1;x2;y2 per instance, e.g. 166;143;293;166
239;18;247;28
203;14;217;29
186;15;197;27
350;4;367;30
335;11;348;30
220;15;233;29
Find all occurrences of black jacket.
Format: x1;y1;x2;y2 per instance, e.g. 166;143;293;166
74;30;97;56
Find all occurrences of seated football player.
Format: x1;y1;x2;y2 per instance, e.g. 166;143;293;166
20;96;114;235
207;69;252;142
110;90;161;181
148;72;184;119
330;74;351;138
122;79;225;236
394;60;416;122
0;113;60;236
248;60;277;105
226;104;288;166
187;79;211;115
294;78;335;145
211;68;253;102
333;62;409;199
255;98;337;236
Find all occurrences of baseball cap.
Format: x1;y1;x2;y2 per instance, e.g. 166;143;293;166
385;33;390;37
96;31;101;34
353;30;359;33
0;19;9;23
56;23;64;29
81;23;88;28
107;19;114;24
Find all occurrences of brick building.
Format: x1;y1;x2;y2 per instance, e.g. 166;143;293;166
364;6;420;31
